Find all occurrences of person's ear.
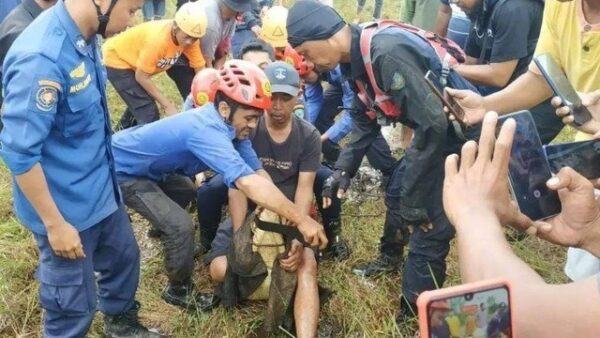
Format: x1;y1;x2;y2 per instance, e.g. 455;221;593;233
218;101;231;120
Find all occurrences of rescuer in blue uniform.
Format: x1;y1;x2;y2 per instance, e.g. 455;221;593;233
0;1;163;337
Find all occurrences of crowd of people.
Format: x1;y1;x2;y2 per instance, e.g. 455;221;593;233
0;0;598;337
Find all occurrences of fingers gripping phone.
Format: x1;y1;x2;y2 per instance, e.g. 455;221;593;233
498;111;561;221
424;70;467;127
544;139;600;179
534;54;593;126
417;279;514;338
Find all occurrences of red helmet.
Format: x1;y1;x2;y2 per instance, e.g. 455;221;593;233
191;68;220;107
277;44;314;77
217;60;272;110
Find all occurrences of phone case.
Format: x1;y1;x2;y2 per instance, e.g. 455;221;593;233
417;279;514;338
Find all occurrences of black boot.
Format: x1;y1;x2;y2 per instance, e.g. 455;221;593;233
104;301;165;338
321;219;350;261
395;297;417;324
193;242;208;258
161;282;219;312
351;253;402;277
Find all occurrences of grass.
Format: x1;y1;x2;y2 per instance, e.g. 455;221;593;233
0;0;571;337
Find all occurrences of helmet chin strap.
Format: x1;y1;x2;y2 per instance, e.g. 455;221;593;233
92;0;119;38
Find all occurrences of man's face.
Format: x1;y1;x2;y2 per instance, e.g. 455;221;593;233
453;0;482;14
174;28;199;48
242;51;272;70
231;107;263;139
294;40;339;73
104;0;143;37
268;92;297;126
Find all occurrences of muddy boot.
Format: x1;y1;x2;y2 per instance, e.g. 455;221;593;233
104;301;165;338
321;219;350;261
161;282;219;312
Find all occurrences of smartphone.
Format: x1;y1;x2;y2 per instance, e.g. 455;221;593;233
417;279;513;338
498;111;561;221
544;139;600;179
424;70;467;127
534;54;592;126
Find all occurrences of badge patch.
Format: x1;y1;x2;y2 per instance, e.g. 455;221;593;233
195;92;209;107
70;62;86;79
390;72;405;90
35;86;58;112
262;81;272;97
70;74;92;93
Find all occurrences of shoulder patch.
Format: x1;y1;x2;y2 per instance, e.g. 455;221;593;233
390;72;405;91
35;85;59;112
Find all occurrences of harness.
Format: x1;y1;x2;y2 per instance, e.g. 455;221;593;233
357;20;466;121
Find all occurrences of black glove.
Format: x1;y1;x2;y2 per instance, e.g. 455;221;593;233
322;169;351;199
398;203;430;227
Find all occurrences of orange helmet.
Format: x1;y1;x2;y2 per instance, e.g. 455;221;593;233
276;44;314;77
217;60;272;110
191;68;220;107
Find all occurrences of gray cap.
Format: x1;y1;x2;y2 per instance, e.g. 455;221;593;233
264;61;301;96
221;0;252;13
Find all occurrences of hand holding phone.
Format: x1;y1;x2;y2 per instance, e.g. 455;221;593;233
498;111;561;221
424;71;468;127
534;54;592;126
417;279;513;338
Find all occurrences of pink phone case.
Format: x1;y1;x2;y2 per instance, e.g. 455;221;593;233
417;279;514;338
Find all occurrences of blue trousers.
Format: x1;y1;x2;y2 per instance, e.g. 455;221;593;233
197;166;341;249
142;0;166;20
384;158;455;304
33;205;140;338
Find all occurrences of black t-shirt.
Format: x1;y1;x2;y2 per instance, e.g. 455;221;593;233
250;116;321;201
465;0;543;83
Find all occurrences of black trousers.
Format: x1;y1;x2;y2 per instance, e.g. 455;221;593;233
166;64;195;100
120;175;196;285
106;67;159;130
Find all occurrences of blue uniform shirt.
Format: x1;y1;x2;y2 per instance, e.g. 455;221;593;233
304;66;354;143
0;0;120;235
112;104;262;188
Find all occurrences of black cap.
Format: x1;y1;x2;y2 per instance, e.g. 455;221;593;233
222;0;252;13
286;0;346;47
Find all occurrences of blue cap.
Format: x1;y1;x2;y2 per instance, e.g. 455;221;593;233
264;61;301;96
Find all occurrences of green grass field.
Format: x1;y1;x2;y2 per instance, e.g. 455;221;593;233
0;0;571;337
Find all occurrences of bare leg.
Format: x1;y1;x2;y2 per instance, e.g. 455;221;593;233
294;248;319;338
210;256;228;283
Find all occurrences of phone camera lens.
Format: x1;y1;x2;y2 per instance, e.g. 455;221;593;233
465;293;473;301
533;190;541;198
